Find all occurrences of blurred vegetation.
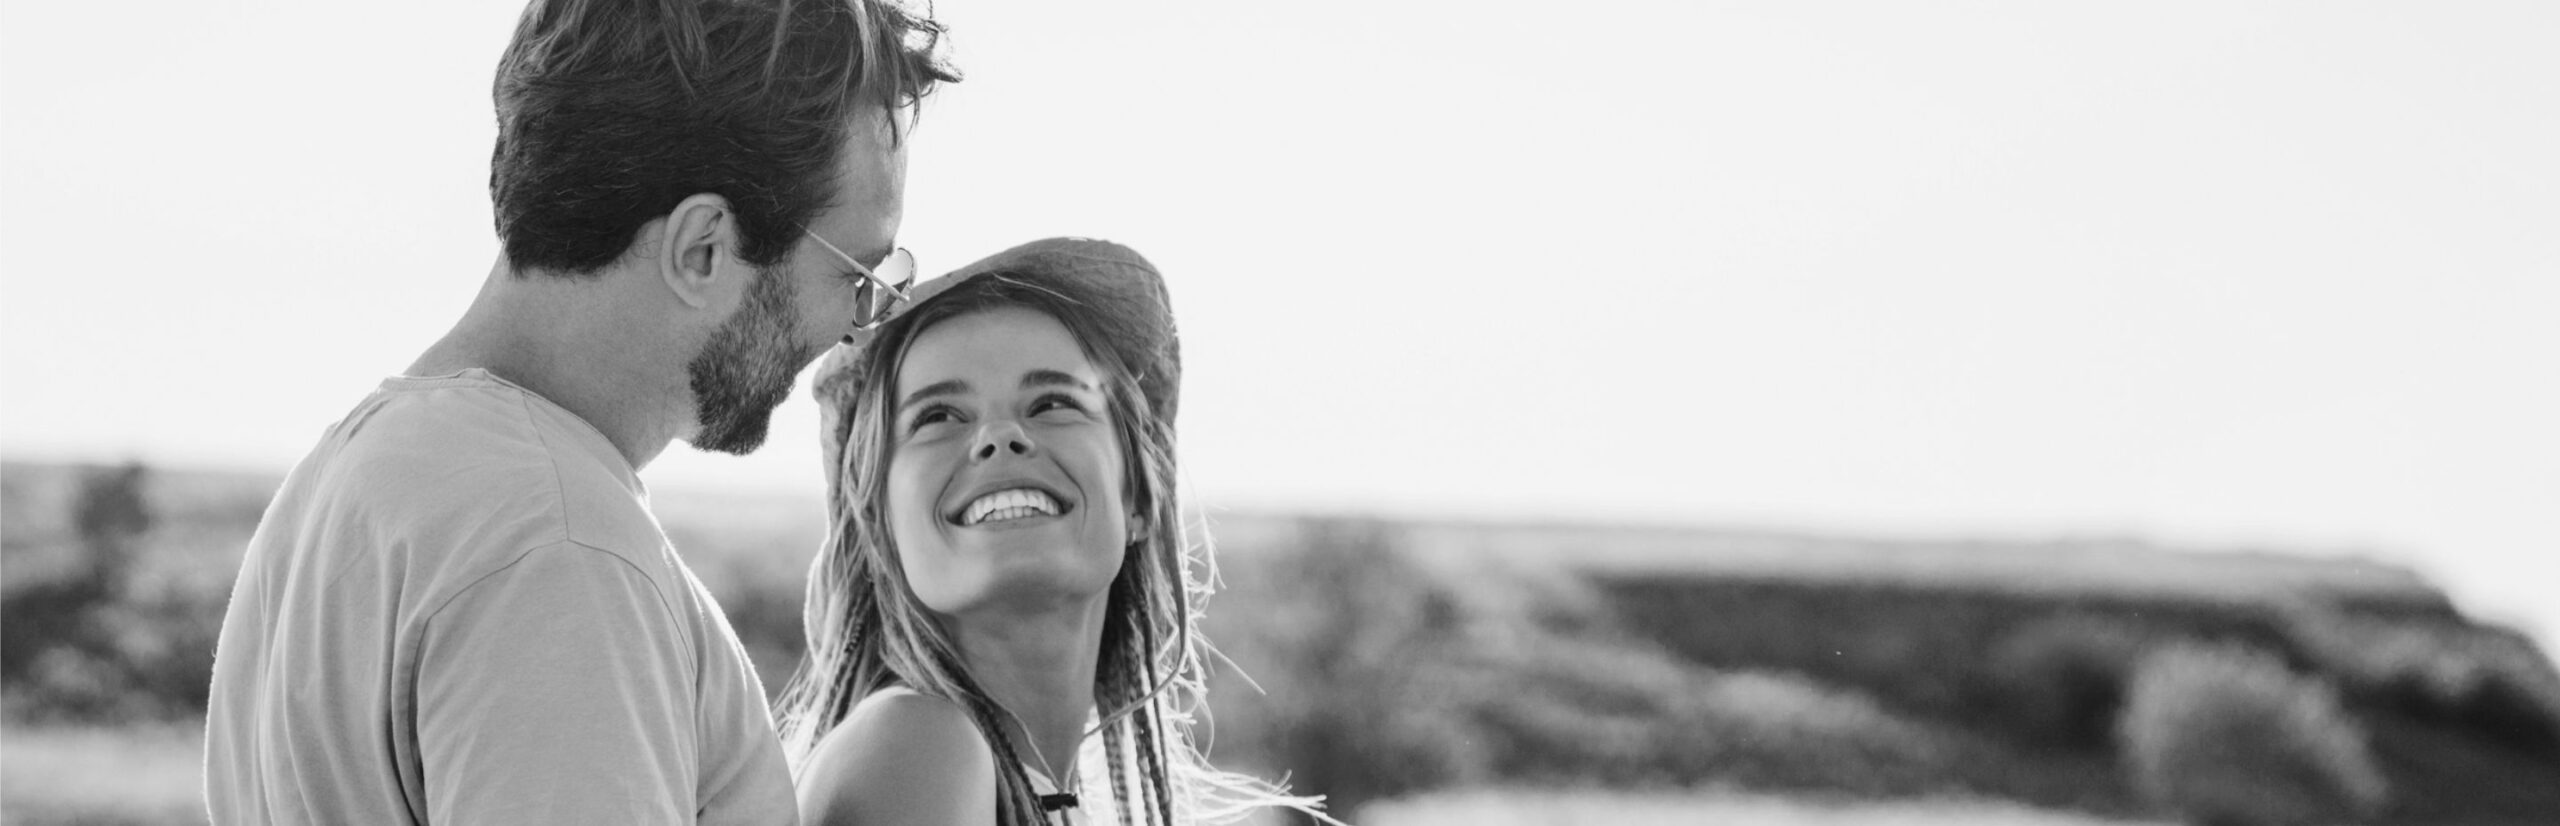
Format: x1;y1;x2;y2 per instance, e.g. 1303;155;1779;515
2;463;225;723
1200;518;2108;817
2116;643;2388;826
4;460;2559;825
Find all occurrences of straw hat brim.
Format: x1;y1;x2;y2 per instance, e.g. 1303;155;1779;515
810;237;1177;499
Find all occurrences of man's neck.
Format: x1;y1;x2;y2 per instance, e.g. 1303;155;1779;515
408;261;690;470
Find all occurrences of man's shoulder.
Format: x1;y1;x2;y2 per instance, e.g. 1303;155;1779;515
318;384;572;524
326;373;557;480
269;376;664;576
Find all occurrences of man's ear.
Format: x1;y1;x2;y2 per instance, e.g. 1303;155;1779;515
659;192;741;310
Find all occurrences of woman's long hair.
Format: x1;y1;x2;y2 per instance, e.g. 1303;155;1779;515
774;272;1324;825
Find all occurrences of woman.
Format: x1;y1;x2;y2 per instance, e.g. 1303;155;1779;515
775;238;1324;826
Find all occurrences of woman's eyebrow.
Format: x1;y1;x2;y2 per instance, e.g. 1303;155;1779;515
1021;370;1093;392
899;379;969;410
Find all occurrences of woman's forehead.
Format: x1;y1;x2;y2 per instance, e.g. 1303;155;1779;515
893;306;1102;395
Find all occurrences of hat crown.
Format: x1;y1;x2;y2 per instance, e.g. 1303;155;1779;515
813;237;1177;500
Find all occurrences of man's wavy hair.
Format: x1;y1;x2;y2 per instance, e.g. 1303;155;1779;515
776;273;1329;826
490;0;957;277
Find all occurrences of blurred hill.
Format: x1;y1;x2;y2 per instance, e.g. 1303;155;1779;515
5;460;2557;825
1385;516;2450;609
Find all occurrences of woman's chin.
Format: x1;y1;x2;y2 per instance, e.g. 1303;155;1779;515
904;520;1127;613
921;559;1122;617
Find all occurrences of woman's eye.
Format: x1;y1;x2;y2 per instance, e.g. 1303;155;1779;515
1031;395;1087;416
907;407;961;432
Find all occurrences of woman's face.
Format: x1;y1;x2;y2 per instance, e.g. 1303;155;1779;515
884;306;1132;616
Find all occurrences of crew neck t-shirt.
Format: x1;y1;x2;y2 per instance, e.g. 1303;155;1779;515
204;369;797;825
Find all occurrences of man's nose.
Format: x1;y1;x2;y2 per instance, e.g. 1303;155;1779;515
971;420;1035;461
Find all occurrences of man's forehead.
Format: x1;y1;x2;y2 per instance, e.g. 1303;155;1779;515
807;108;908;261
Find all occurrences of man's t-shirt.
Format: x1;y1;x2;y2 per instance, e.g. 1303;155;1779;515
204;369;797;825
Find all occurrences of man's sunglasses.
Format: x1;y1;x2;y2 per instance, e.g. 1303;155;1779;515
806;230;917;339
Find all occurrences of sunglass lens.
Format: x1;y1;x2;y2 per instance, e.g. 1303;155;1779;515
876;249;916;290
857;281;901;327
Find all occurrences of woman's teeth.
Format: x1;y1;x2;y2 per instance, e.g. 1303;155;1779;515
962;488;1062;525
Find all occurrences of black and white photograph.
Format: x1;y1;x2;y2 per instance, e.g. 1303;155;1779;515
2;1;2555;824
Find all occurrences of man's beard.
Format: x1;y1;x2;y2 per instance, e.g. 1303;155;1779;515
685;266;818;455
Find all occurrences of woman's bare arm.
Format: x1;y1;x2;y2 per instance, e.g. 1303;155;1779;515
798;689;998;826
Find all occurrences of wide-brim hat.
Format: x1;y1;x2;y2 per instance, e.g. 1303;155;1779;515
811;237;1177;500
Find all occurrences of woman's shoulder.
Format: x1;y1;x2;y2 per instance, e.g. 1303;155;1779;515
798;687;998;825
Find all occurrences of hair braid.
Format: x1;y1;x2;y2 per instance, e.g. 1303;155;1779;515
1104;721;1136;826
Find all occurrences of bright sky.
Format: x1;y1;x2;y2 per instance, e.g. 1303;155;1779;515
4;2;2554;644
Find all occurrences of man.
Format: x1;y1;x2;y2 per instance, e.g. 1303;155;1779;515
203;1;957;822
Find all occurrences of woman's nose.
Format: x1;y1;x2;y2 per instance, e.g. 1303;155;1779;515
971;420;1034;461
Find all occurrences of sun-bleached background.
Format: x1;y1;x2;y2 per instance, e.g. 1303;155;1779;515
4;1;2554;644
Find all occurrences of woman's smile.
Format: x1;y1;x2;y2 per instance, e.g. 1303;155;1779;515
958;488;1065;525
947;481;1076;527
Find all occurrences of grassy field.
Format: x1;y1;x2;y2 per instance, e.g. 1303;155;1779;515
1358;788;2166;826
0;722;209;826
0;720;2163;826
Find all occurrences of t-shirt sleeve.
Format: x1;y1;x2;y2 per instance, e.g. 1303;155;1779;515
417;542;697;824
